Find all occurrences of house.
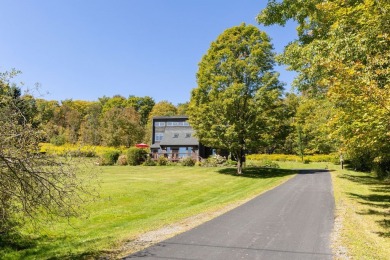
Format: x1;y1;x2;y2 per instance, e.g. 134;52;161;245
150;116;214;161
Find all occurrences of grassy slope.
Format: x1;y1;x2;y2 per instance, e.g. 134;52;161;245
1;166;295;259
275;161;390;260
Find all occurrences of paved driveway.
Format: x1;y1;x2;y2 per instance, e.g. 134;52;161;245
125;170;334;260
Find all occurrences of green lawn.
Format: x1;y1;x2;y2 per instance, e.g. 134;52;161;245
1;165;295;259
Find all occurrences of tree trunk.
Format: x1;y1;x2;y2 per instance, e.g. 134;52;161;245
237;158;243;174
236;148;245;174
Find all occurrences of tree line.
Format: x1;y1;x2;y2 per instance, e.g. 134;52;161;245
1;70;342;158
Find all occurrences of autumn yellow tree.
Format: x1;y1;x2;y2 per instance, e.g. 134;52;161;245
258;0;390;177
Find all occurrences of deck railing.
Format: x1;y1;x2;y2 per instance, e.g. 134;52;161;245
151;152;199;161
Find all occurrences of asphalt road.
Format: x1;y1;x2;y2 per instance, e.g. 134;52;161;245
125;170;334;260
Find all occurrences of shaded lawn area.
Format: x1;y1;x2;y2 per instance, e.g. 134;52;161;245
1;165;296;259
332;169;390;259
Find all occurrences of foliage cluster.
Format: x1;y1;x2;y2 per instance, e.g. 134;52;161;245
247;153;339;164
180;157;196;166
98;150;121;166
127;147;148;166
248;160;280;168
40;143;127;158
200;155;229;167
258;0;390;178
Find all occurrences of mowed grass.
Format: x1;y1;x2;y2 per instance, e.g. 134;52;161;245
1;165;296;259
272;160;390;259
331;167;390;259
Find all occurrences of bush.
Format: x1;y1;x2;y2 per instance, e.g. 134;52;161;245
180;157;196;166
143;157;156;166
247;153;339;163
157;156;168;166
258;159;280;168
201;155;227;167
127;148;148;166
117;154;128;165
226;159;237;167
99;150;121;166
50;135;66;146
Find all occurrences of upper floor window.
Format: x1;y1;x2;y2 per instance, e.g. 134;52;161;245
155;133;164;141
154;122;166;127
166;121;190;126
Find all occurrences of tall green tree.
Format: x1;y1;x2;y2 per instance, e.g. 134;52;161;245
188;24;283;174
100;107;143;147
127;95;155;126
79;102;102;145
258;0;390;177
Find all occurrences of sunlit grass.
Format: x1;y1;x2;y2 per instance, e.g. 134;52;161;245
1;165;295;259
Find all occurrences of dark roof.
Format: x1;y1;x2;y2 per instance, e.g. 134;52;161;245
150;143;161;149
159;127;199;146
153;115;188;120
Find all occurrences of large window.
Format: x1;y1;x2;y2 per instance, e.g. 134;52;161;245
155;133;164;141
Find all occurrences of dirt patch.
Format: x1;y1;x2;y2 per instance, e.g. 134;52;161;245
331;200;350;260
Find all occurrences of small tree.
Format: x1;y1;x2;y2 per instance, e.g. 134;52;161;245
188;24;283;174
0;71;94;235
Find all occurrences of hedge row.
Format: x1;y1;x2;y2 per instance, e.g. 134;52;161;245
247;153;340;164
39;143;128;157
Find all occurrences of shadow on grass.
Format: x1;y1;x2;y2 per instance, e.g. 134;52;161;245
340;172;390;187
217;167;296;178
342;172;390;239
0;232;38;251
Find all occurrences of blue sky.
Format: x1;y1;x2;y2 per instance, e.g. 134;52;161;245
1;0;297;105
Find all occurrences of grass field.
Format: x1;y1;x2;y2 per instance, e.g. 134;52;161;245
0;165;296;259
274;160;390;259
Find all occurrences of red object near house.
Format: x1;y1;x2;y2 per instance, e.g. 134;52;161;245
135;143;149;148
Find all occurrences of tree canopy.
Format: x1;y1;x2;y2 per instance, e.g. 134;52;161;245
258;0;390;177
188;24;283;173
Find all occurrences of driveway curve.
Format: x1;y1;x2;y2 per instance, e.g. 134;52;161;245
125;170;334;260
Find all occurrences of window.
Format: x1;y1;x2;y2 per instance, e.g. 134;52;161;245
166;121;190;126
173;133;179;138
154;122;166;127
155;133;164;141
185;133;191;138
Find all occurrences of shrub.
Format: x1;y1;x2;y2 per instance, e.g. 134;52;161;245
180;157;195;166
117;154;128;165
226;159;237;167
201;155;227;167
258;159;280;168
50;135;66;146
143;157;156;166
303;159;311;164
127;148;148;166
157;156;168;166
99;150;121;166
